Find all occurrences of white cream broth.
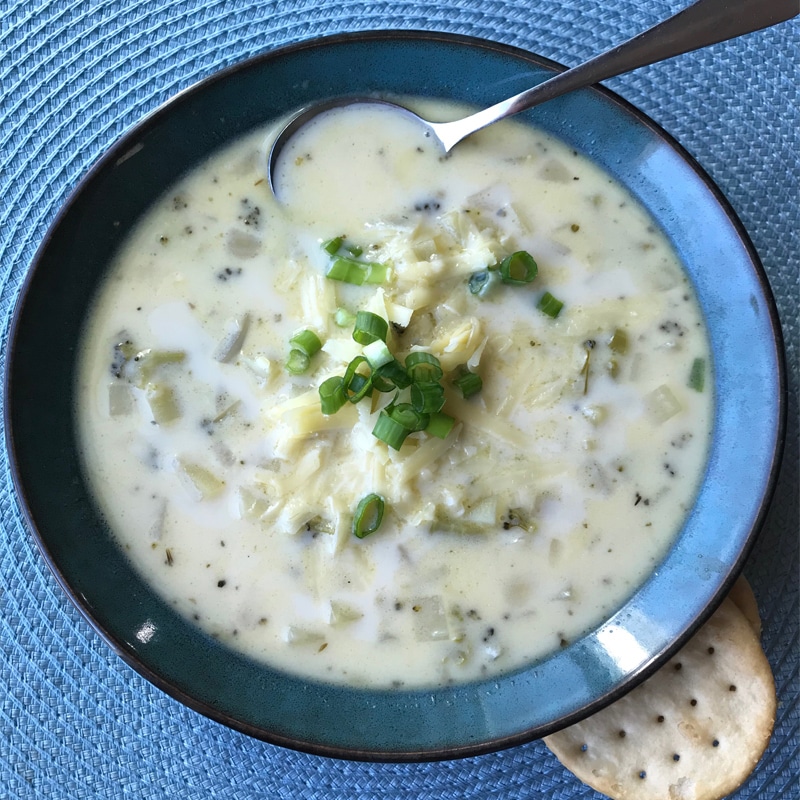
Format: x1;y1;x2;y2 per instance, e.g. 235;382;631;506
76;99;712;688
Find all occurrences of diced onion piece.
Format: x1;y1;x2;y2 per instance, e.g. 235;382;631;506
225;228;260;259
132;349;186;387
688;357;706;392
237;487;270;520
582;404;608;426
285;627;326;646
214;314;251;363
108;383;133;416
645;384;682;423
329;601;363;626
177;460;225;500
144;382;180;424
411;596;449;641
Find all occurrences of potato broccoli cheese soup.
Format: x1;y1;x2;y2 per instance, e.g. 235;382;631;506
76;100;712;688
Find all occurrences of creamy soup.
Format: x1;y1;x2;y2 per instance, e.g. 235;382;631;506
76;100;712;688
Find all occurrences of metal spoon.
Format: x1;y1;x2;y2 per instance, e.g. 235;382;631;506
268;0;796;195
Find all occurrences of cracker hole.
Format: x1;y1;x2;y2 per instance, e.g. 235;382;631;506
657;715;665;723
707;646;715;655
712;739;720;747
690;699;697;707
673;754;680;762
639;771;647;779
580;744;588;752
729;684;737;692
618;730;626;738
674;662;682;671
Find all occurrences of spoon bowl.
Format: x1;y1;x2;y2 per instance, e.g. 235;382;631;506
268;0;797;195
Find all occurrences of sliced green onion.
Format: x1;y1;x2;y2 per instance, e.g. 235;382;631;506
353;311;388;344
319;376;346;415
285;350;311;375
388;402;429;432
322;236;343;255
343;356;372;402
364;262;387;284
405;351;443;382
346;243;363;257
411;381;445;413
499;251;538;285
352;493;385;539
289;329;322;357
334;307;356;327
688;357;705;392
426;411;456;439
372;411;411;450
468;270;493;296
363;339;393;370
346;372;373;402
326;256;366;285
375;359;411;390
537;291;564;318
452;365;482;399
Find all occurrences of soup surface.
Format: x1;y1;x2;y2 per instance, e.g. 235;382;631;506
77;100;712;688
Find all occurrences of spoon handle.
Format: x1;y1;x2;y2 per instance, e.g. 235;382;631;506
432;0;798;150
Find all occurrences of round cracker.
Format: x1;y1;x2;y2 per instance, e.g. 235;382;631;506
544;598;776;800
728;574;762;638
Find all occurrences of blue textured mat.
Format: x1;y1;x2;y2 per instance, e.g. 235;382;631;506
1;1;797;798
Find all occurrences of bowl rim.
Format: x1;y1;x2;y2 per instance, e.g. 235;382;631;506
3;28;787;761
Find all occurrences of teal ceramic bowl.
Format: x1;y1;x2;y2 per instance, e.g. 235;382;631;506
4;31;785;760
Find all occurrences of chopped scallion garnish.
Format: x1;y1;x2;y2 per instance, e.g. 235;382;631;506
353;311;389;344
426;411;456;439
388;402;429;432
289;329;322;357
374;359;411;390
352;493;385;539
468;270;493;296
326;256;366;285
364;262;387;284
499;251;538;285
343;356;372;402
411;381;445;413
334;307;356;327
319;376;346;415
345;372;373;402
322;236;343;255
363;339;393;370
372;411;411;450
405;351;443;382
452;365;482;399
537;291;564;318
285;350;311;375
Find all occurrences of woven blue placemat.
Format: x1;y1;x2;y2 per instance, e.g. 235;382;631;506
1;1;797;797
